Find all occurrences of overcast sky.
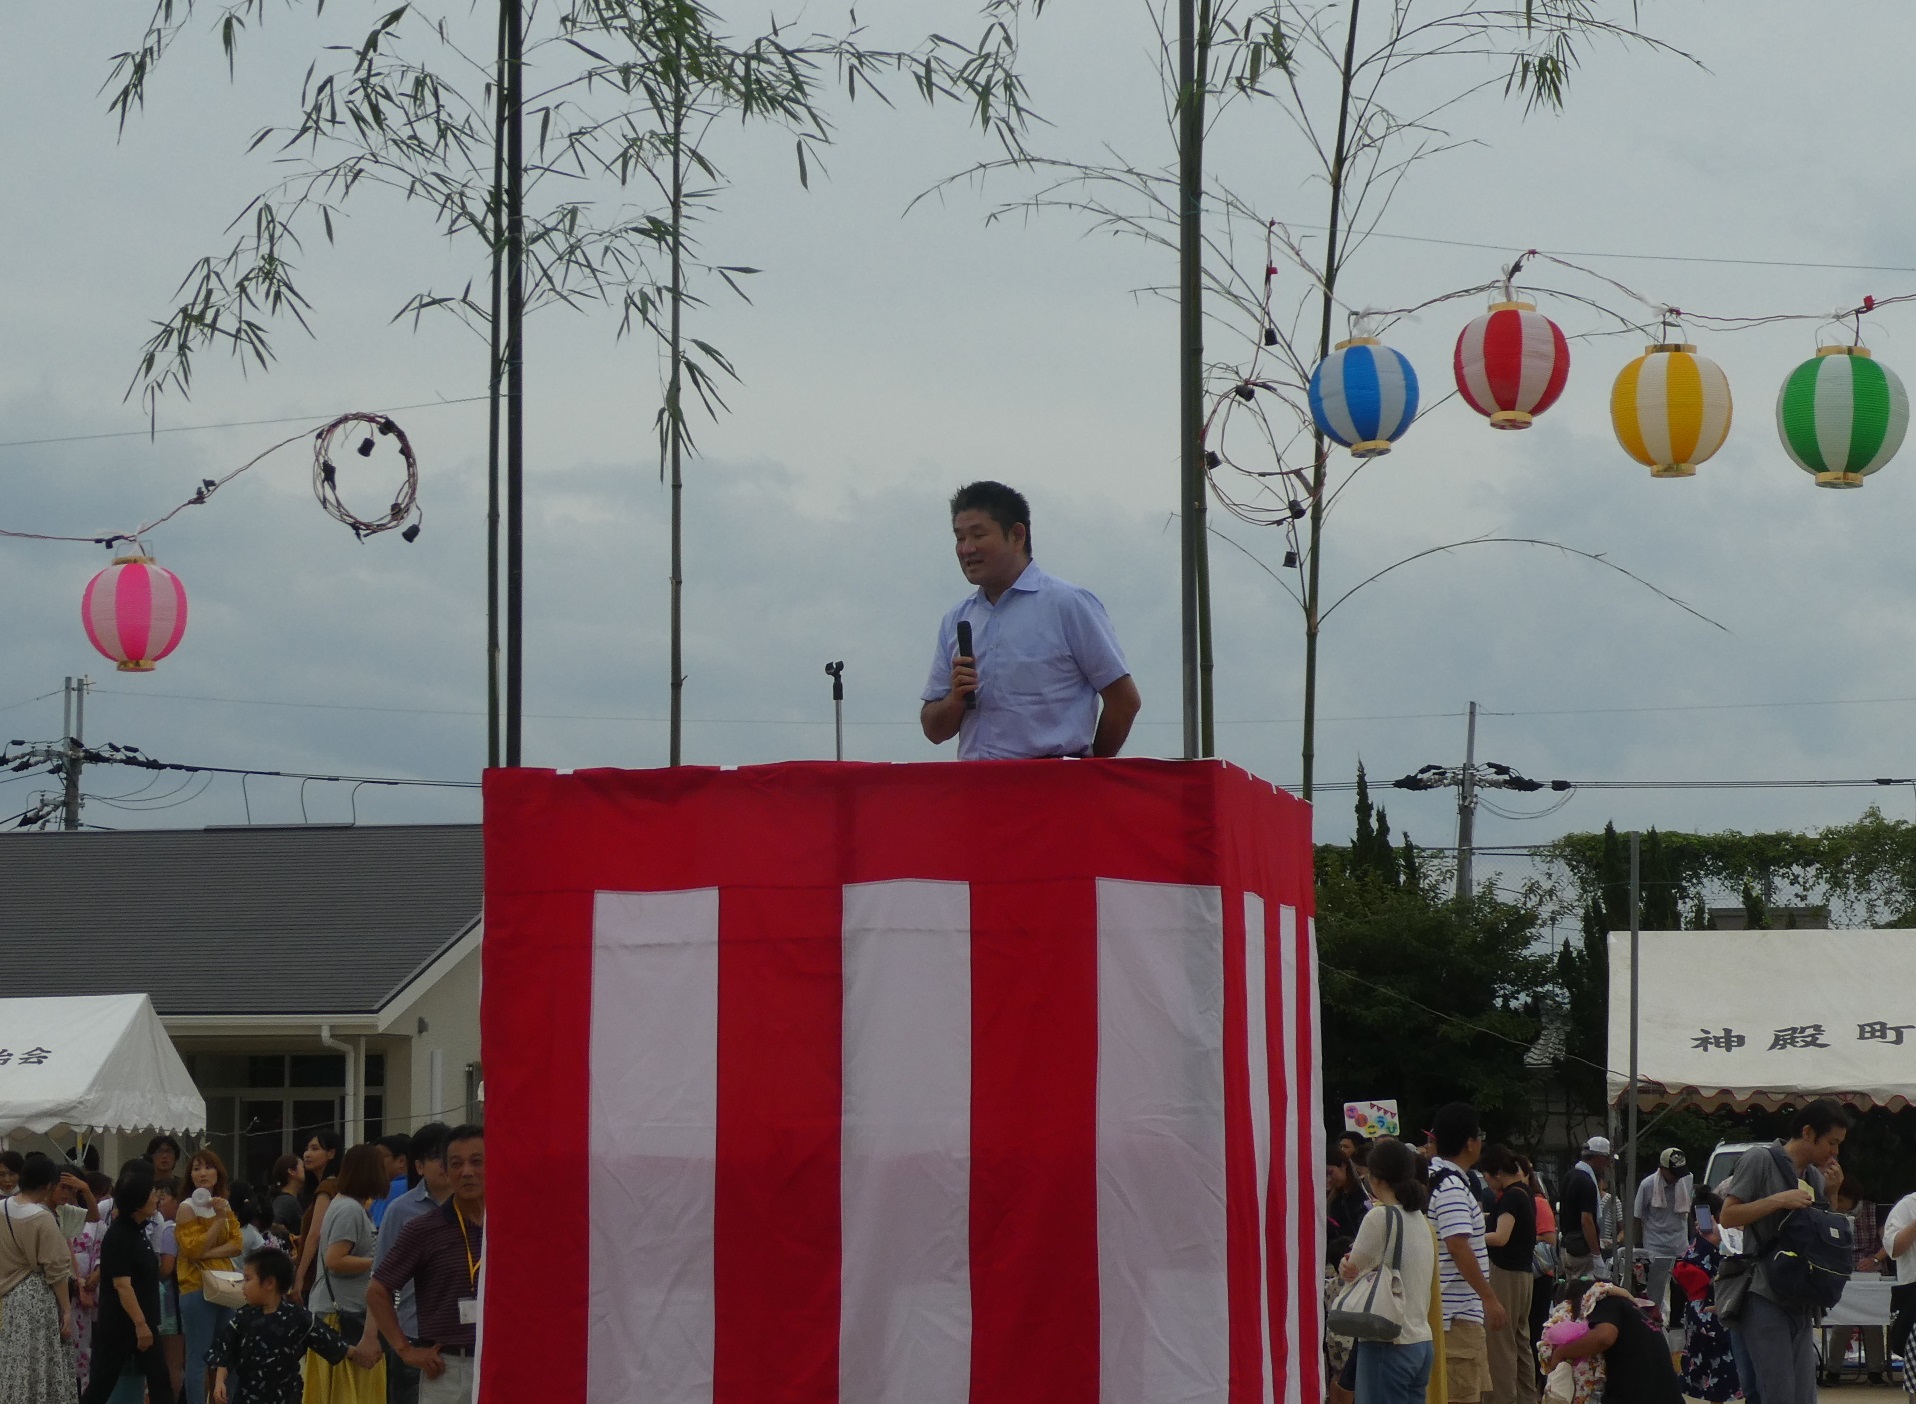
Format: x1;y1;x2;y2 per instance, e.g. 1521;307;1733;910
4;0;1915;901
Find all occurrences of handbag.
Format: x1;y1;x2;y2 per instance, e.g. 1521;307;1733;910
1533;1238;1561;1277
1327;1206;1408;1341
202;1267;247;1309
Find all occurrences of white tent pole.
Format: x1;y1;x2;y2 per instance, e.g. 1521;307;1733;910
1621;830;1641;1289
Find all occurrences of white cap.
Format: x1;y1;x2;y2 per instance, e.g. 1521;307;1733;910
1583;1135;1613;1157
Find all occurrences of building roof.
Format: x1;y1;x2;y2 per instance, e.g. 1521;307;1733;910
0;824;482;1016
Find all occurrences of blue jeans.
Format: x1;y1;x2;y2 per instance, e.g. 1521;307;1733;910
178;1289;234;1404
1356;1338;1435;1404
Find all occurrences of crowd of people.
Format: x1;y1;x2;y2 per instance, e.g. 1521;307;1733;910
0;1122;486;1404
1325;1097;1887;1404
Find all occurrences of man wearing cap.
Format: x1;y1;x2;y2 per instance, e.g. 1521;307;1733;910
1558;1136;1612;1280
1634;1147;1694;1322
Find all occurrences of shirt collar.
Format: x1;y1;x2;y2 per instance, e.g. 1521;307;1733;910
440;1196;483;1225
972;560;1045;604
1431;1156;1464;1178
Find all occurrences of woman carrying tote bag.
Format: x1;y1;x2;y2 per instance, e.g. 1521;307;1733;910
1337;1138;1437;1404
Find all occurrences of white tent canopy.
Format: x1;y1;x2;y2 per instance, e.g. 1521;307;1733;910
0;994;204;1136
1609;930;1916;1112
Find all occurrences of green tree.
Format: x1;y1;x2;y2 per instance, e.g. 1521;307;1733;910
1318;769;1549;1139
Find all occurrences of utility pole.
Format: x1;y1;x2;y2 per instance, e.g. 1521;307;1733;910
1454;700;1478;901
1391;733;1569;900
60;676;89;832
1621;829;1642;1288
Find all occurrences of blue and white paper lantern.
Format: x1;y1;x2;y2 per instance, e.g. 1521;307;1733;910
1308;337;1421;457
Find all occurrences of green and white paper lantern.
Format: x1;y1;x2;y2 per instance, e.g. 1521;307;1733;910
1776;345;1909;488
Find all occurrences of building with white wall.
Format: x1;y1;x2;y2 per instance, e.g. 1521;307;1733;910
0;823;481;1181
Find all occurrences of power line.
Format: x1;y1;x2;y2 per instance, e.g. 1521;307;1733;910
87;686;1473;728
73;746;479;791
0;396;486;456
1315;225;1916;277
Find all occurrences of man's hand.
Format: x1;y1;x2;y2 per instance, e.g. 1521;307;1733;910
920;656;978;746
948;655;978;705
135;1322;155;1351
1480;1291;1509;1333
402;1344;447;1380
1772;1187;1815;1213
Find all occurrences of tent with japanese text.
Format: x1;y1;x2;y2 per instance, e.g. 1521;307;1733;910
0;993;204;1138
479;758;1324;1404
1608;929;1916;1111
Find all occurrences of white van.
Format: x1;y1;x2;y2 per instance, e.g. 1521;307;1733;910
1703;1141;1766;1193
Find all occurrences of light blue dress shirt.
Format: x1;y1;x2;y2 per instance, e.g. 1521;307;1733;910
921;561;1130;759
373;1179;441;1337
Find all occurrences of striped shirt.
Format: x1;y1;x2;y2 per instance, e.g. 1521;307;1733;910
1428;1156;1487;1325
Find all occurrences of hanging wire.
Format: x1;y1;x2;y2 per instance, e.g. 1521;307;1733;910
0;412;422;554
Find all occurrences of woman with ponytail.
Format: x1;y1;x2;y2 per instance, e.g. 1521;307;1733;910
1340;1137;1438;1404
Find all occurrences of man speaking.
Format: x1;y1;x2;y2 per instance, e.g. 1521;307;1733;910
920;481;1141;759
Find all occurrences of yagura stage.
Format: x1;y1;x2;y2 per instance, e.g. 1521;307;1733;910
480;758;1324;1404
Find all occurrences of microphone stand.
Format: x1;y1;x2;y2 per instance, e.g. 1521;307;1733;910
825;661;845;762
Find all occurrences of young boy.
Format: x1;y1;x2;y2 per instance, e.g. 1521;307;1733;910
209;1246;364;1404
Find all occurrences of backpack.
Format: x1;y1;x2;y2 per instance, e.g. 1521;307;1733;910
1760;1145;1853;1311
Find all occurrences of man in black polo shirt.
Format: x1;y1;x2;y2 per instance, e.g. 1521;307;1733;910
1558;1135;1610;1279
369;1125;485;1404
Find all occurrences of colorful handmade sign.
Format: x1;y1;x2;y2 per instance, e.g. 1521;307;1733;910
1310;337;1420;456
1776;345;1909;487
1453;300;1570;429
81;556;188;672
1344;1099;1401;1138
1611;343;1734;477
481;758;1324;1404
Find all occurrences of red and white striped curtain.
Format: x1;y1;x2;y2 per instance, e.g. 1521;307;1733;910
481;759;1323;1404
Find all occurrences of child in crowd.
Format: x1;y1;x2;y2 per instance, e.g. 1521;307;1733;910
208;1247;363;1404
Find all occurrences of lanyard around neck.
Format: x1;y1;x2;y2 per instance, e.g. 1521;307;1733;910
454;1203;481;1290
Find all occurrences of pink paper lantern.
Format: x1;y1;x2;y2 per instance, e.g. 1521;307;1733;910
82;555;188;672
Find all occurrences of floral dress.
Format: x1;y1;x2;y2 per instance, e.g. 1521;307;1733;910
69;1218;106;1391
1674;1235;1739;1402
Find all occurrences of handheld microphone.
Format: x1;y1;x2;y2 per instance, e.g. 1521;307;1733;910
955;620;977;711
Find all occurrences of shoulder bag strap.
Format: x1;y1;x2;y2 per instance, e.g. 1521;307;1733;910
1388;1206;1405;1271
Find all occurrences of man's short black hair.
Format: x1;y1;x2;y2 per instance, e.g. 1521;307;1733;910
19;1153;61;1193
111;1163;156;1218
1794;1097;1855;1140
1430;1102;1482;1159
144;1134;182;1161
377;1132;413;1160
447;1123;485;1150
245;1246;296;1295
409;1122;452;1169
949;481;1032;555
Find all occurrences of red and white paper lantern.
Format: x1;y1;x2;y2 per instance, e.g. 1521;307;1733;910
1453;299;1571;429
82;555;188;672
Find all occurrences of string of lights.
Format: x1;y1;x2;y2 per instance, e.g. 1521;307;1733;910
0;411;421;555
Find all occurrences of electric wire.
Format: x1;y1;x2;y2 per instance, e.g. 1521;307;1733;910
0;396;485;455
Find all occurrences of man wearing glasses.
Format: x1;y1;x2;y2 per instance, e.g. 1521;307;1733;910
1428;1103;1507;1404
